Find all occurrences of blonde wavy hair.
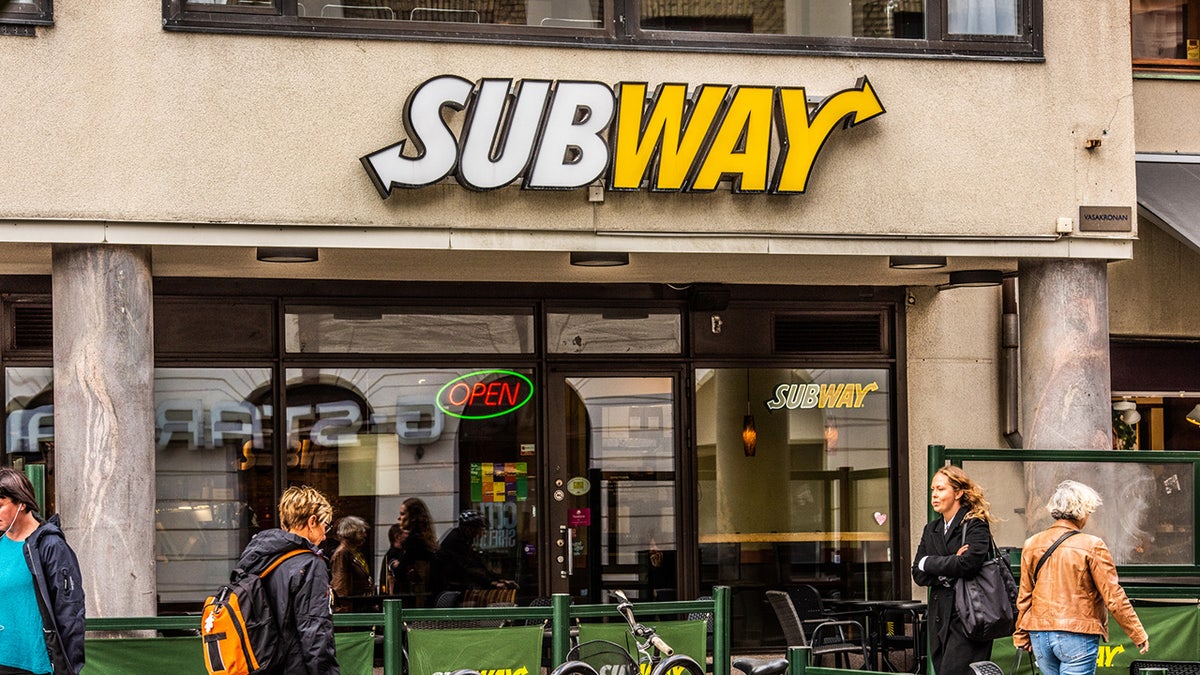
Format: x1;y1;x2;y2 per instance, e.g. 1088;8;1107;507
279;485;334;531
935;465;996;523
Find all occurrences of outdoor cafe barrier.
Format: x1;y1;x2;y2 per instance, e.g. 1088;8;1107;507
81;586;732;675
932;445;1200;674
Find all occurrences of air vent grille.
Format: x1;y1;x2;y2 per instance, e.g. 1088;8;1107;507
12;305;53;351
774;313;884;353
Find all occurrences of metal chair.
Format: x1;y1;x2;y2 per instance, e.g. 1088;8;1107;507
1129;661;1200;675
968;662;1004;675
766;590;868;669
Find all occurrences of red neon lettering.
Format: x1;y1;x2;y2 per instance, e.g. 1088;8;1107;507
470;382;488;405
499;382;519;406
483;382;501;406
447;382;471;406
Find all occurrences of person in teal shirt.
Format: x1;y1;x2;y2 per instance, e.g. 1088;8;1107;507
0;468;85;675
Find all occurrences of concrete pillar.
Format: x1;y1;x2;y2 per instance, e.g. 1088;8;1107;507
52;244;156;618
1018;258;1149;560
1018;258;1111;450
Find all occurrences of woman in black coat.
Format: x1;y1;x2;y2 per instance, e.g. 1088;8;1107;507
912;465;996;675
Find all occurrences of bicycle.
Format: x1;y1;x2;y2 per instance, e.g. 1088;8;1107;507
550;590;707;675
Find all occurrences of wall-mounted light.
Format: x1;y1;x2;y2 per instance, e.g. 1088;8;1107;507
570;251;629;267
1188;404;1200;427
937;269;1004;291
889;255;947;269
256;247;319;263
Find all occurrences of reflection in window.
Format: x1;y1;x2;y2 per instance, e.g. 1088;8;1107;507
1132;0;1200;64
154;368;273;608
0;0;52;24
285;305;535;354
293;0;604;26
284;367;538;605
694;367;892;646
641;0;927;38
964;459;1195;566
5;367;55;510
547;309;682;354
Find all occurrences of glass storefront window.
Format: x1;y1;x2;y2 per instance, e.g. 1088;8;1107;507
5;367;55;511
695;366;892;648
546;309;682;354
285;305;535;354
154;368;274;607
284;366;538;606
1132;0;1200;67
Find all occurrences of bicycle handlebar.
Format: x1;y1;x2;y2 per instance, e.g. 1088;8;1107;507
649;634;674;656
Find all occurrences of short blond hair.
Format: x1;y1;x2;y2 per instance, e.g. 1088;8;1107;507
1047;480;1102;521
279;485;334;531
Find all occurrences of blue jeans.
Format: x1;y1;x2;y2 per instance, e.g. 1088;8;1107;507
1029;631;1101;675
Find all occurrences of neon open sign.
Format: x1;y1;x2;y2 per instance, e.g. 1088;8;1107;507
437;370;535;420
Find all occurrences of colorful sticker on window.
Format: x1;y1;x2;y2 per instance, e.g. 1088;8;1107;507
470;462;528;503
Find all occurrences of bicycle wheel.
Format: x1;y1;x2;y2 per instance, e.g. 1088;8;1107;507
650;653;706;675
550;661;602;675
569;639;639;675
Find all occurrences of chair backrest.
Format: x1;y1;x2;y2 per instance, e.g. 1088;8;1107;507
1130;661;1200;675
462;587;516;607
969;661;1006;675
765;590;809;647
687;595;714;630
433;590;462;608
788;584;826;622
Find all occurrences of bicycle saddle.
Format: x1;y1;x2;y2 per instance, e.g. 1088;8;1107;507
732;658;790;675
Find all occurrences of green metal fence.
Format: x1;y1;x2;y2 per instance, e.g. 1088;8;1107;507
84;586;733;675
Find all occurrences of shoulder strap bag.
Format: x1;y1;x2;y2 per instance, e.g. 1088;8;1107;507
1031;530;1080;586
953;520;1021;641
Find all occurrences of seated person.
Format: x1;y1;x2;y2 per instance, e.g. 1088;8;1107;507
431;510;515;594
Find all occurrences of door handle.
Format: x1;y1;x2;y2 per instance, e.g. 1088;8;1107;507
559;524;574;577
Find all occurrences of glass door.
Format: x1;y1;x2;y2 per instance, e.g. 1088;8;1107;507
546;373;680;602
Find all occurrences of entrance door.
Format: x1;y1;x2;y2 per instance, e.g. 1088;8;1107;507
546;373;681;602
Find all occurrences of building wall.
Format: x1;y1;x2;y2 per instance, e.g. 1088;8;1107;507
1133;79;1200;154
0;1;1137;253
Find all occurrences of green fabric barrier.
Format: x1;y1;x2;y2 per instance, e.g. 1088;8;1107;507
578;619;707;667
990;604;1200;675
81;631;375;675
407;624;543;675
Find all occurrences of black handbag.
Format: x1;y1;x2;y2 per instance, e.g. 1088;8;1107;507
954;525;1019;641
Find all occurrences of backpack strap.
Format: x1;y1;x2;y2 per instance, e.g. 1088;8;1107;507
251;548;315;580
1032;530;1080;586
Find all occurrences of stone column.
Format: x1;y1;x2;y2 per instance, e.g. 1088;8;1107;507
1018;258;1149;559
1018;258;1111;450
52;244;156;618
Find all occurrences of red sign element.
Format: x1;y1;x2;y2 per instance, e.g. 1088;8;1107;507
568;508;591;527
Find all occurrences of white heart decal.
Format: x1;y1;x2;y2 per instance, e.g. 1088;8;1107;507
874;512;887;526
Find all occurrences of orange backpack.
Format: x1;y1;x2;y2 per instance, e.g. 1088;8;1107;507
201;548;312;675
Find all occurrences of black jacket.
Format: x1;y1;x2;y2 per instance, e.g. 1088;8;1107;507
25;514;86;675
432;526;498;593
234;529;340;675
911;512;991;645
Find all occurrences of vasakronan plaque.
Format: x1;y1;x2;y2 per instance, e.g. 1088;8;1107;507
1079;205;1133;232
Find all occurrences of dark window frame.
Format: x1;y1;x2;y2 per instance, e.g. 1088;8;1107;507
0;0;52;28
163;0;1043;59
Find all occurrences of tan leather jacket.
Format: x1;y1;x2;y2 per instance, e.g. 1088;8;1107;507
1013;521;1147;649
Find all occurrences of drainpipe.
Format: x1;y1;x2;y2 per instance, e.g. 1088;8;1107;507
1002;276;1023;448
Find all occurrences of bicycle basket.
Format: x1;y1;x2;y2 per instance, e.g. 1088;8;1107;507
569;639;639;675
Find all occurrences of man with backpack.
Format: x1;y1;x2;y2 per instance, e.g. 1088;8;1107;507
216;485;340;675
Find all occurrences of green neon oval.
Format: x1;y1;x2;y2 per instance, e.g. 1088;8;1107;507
436;370;535;420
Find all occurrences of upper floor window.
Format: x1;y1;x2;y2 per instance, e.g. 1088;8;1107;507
0;0;52;31
165;0;1041;58
1132;0;1200;70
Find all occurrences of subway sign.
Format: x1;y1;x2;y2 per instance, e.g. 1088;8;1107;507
361;75;884;197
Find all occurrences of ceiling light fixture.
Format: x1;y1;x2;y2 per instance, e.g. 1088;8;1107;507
889;255;947;269
937;269;1004;291
256;247;319;263
570;252;629;267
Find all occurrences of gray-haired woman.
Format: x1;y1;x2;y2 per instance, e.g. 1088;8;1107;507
330;515;374;612
1014;480;1148;675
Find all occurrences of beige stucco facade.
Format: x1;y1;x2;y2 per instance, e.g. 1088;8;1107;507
1;0;1161;620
